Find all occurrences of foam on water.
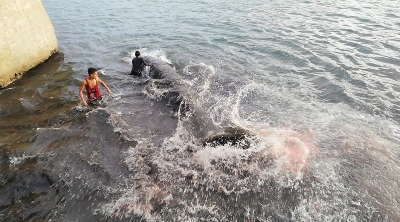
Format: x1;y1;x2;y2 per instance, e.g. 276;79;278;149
8;154;37;168
96;52;400;221
122;48;172;65
98;55;325;221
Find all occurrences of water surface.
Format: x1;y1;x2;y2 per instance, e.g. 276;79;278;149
1;0;400;221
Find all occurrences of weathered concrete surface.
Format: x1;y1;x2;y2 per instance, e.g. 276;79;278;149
0;0;58;88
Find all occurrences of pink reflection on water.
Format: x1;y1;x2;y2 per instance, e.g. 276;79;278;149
255;128;319;174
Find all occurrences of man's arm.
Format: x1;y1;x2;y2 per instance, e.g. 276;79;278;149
141;57;151;66
97;77;111;94
79;80;88;106
145;60;152;66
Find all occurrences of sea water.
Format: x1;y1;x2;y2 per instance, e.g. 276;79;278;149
1;0;399;221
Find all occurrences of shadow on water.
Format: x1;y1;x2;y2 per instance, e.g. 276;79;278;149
0;54;135;221
1;52;66;153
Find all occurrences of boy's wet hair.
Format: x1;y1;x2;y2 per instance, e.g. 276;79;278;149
88;67;98;75
135;51;140;57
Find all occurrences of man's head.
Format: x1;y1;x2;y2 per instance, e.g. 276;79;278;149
88;67;98;76
135;51;140;57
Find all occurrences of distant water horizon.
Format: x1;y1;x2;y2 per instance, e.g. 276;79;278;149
1;0;399;221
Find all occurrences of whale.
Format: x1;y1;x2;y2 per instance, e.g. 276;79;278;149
142;56;190;112
141;56;251;148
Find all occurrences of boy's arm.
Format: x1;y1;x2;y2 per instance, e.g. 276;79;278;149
79;80;88;106
98;78;111;94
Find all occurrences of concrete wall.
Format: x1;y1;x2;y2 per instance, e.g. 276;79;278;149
0;0;58;88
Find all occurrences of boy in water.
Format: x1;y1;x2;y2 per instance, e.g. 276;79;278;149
129;51;151;77
79;68;112;106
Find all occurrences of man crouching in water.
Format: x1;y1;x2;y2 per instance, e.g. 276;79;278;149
79;67;112;106
129;51;151;77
